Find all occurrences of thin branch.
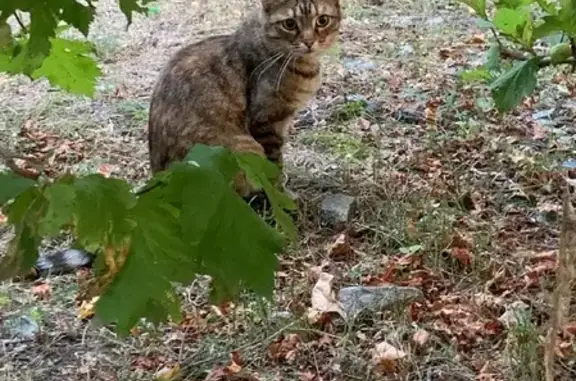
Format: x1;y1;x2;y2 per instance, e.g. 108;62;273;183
498;45;576;68
13;12;28;34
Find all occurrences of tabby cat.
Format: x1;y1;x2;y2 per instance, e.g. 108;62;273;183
148;0;342;197
25;0;342;277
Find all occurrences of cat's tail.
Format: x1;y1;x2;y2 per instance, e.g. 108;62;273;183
32;249;95;278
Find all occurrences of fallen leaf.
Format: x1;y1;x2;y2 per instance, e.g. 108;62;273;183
306;272;346;323
327;233;353;261
412;329;430;346
298;371;318;381
372;341;407;374
31;281;51;300
268;333;301;363
156;363;181;381
77;296;99;320
97;164;117;178
450;247;473;267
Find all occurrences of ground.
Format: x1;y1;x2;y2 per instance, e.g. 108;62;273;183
1;0;576;380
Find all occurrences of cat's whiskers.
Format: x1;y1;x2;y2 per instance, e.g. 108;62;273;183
251;52;284;84
275;52;294;92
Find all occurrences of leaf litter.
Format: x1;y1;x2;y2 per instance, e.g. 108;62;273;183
2;0;576;380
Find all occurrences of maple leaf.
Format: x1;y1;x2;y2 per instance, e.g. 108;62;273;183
58;0;96;36
32;38;102;96
235;151;297;240
0;188;45;281
72;174;136;251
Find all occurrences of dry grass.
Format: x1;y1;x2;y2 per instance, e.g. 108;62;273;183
1;0;576;380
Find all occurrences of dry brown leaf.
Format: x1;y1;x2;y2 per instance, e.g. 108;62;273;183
412;329;430;346
268;333;301;363
97;164;117;178
451;247;473;267
32;281;51;300
327;233;353;261
306;272;345;323
372;341;407;374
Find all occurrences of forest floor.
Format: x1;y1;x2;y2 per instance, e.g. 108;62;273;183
1;0;576;380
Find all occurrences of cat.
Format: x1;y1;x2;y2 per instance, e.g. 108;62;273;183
25;0;342;277
148;0;342;197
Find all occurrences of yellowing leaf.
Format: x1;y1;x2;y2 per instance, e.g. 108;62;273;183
78;296;99;320
156;363;181;381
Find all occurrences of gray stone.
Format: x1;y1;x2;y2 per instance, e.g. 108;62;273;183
3;315;39;339
320;193;356;228
338;285;424;318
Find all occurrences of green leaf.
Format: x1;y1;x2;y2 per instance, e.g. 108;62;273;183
96;145;283;333
493;7;527;37
485;43;501;70
28;4;58;58
0;171;36;206
73;174;136;251
235;152;298;241
38;181;76;237
32;37;101;96
458;0;487;18
95;193;190;334
58;0;96;36
496;0;533;9
0;18;12;49
0;189;45;280
459;67;493;83
535;0;558;14
490;57;540;112
177;145;282;302
119;0;152;26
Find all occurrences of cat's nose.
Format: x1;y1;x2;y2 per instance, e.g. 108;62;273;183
303;41;314;51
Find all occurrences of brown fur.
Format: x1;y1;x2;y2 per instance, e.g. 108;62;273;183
148;0;341;196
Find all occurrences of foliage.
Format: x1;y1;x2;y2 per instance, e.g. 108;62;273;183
457;0;576;111
0;145;295;334
0;0;154;96
0;0;299;335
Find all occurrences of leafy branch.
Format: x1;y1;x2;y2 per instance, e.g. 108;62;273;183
0;0;154;96
457;0;576;111
0;145;296;334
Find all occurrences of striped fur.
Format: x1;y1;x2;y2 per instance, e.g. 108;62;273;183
148;0;341;197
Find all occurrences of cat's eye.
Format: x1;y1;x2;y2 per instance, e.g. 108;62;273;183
281;18;298;31
316;15;331;28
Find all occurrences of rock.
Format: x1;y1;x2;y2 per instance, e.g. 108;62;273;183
3;315;40;339
319;193;356;228
338;285;424;318
342;56;377;73
35;248;94;276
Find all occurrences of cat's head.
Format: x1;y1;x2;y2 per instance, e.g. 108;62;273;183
260;0;341;56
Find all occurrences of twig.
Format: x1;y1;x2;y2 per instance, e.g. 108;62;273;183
544;191;576;381
13;12;28;34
